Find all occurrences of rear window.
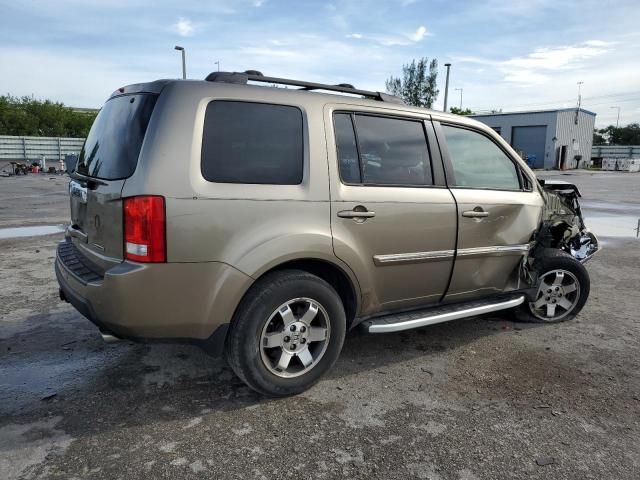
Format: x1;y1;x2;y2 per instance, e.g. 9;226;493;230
76;93;157;180
201;101;303;185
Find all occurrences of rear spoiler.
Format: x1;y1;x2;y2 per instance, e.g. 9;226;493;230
108;80;172;100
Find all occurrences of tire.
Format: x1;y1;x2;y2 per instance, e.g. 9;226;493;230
225;269;346;397
513;248;590;323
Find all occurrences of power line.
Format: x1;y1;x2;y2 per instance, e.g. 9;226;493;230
469;90;640;112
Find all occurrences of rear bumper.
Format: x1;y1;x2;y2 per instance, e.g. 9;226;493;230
55;240;253;340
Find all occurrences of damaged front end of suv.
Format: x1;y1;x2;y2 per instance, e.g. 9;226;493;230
515;179;598;323
534;179;600;263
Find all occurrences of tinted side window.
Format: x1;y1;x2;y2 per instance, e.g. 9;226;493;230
334;113;361;183
442;125;520;190
353;115;432;185
201;101;303;185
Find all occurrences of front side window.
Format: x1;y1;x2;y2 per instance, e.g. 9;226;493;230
442;125;520;190
201;101;303;185
335;113;433;186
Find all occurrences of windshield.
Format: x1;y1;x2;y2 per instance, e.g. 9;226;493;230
75;93;157;180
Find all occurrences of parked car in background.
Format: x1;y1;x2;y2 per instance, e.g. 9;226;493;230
56;71;599;396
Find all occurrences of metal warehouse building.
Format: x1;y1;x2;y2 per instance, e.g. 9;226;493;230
471;108;596;170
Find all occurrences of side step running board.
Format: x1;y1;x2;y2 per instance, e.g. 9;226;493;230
362;295;525;334
100;331;122;343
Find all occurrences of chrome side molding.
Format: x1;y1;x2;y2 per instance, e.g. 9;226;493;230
373;249;455;266
373;244;530;266
456;244;530;258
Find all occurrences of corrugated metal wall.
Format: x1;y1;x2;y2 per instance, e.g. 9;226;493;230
471;111;558;168
0;135;85;163
0;135;85;172
591;145;640;158
472;109;596;169
554;110;595;169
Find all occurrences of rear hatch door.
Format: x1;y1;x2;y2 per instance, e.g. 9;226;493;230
69;92;157;272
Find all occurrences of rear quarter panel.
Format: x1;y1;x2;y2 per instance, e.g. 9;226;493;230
126;81;338;275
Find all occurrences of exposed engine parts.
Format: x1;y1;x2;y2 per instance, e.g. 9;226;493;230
535;180;599;263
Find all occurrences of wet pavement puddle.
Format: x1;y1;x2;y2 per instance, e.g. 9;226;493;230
583;214;639;238
0;225;65;239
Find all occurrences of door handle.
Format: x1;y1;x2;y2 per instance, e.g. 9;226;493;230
462;208;489;218
337;208;376;219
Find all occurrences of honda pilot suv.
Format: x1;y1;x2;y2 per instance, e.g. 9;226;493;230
56;71;599;396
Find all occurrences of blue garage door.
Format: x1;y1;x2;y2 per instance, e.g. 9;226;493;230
511;126;547;169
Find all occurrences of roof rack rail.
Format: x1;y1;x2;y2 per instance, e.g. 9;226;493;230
204;70;404;105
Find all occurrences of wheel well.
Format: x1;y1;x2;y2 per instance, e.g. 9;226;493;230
261;259;359;327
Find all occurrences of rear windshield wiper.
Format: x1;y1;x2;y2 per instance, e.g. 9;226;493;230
69;170;109;188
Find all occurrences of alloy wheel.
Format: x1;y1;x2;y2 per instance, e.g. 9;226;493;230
529;269;581;321
260;298;331;378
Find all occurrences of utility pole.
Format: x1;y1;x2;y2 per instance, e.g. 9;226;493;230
610;106;621;128
574;81;583;124
577;81;584;109
174;45;186;79
455;88;463;109
443;63;451;112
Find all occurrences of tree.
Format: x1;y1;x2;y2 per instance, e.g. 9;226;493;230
592;129;607;145
385;58;439;108
449;107;474;116
592;123;640;145
0;95;97;137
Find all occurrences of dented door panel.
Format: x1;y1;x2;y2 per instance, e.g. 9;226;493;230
445;189;543;301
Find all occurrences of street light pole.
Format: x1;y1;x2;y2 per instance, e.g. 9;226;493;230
574;81;584;125
610;106;621;128
174;45;186;79
455;88;463;109
443;63;451;112
576;81;584;109
214;61;220;72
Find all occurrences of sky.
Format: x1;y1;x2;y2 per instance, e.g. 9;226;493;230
1;0;639;127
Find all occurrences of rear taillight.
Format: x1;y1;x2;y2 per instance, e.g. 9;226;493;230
123;196;166;263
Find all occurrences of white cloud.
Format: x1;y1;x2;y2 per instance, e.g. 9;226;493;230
173;17;194;37
458;41;612;87
408;25;428;42
375;25;431;46
583;39;616;47
253;0;265;6
347;33;363;39
502;43;609;73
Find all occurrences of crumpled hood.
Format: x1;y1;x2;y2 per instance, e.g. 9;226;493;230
536;179;599;262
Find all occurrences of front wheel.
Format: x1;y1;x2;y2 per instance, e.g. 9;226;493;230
514;249;590;323
225;270;346;397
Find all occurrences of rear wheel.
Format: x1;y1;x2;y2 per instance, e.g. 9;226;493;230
225;270;346;396
514;249;590;323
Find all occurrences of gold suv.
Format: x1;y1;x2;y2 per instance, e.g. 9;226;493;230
56;71;599;396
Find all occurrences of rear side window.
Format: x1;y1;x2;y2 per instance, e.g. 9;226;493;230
442;125;520;190
201;101;303;184
334;113;433;186
76;94;157;180
334;113;361;183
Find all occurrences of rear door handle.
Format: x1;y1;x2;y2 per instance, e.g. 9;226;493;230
462;208;489;218
337;208;376;219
